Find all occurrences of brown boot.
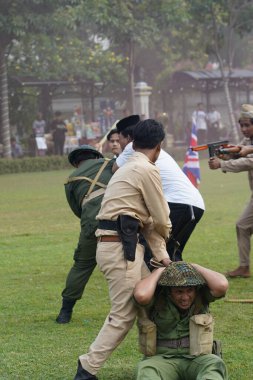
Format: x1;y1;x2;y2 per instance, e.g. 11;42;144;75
226;266;251;278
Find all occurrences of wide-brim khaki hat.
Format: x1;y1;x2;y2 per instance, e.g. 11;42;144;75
240;104;253;119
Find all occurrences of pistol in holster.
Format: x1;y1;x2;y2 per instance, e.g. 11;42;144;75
116;215;140;261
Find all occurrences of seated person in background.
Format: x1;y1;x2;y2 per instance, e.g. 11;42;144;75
11;137;23;158
134;261;229;380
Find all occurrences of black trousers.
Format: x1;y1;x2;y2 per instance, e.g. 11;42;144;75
143;203;204;268
166;202;204;261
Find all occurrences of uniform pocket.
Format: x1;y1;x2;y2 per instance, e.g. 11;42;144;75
190;314;214;355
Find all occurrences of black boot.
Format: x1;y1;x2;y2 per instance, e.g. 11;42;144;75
56;298;76;324
74;360;98;380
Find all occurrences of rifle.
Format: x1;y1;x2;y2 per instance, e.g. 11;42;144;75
191;140;230;158
217;146;241;155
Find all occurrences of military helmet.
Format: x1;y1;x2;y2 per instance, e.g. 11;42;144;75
68;144;103;166
158;262;206;287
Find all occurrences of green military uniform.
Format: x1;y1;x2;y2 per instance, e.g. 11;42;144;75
61;157;114;302
136;263;228;380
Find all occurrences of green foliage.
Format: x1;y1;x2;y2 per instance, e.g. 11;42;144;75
8;86;39;134
0;147;187;175
8;34;126;84
0;0;79;48
0;156;71;175
2;0;253;143
0;162;253;379
186;0;253;63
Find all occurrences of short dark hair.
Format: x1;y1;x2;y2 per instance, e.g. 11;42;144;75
116;115;140;139
107;128;118;141
133;119;165;149
120;125;135;139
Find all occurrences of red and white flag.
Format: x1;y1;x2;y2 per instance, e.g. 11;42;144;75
182;118;200;187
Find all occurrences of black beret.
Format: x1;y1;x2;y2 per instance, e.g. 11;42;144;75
116;115;140;133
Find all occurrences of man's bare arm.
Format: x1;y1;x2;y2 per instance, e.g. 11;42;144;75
134;268;166;305
191;263;228;298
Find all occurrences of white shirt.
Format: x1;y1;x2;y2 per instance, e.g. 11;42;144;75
206;110;221;125
116;143;205;210
116;142;134;167
192;110;207;131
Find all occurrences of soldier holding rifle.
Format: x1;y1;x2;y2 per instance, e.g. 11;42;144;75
208;104;253;278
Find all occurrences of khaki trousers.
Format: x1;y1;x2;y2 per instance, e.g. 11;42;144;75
236;197;253;267
79;240;150;375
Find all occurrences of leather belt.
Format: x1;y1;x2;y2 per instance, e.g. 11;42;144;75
157;336;190;349
98;235;121;242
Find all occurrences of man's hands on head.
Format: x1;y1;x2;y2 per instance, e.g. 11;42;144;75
161;257;172;267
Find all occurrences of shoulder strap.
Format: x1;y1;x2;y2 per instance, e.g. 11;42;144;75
65;176;107;188
86;159;110;197
65;158;110;190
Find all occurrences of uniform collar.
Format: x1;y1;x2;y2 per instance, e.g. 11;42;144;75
133;151;155;165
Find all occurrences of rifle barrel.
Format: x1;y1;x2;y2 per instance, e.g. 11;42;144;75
191;145;208;152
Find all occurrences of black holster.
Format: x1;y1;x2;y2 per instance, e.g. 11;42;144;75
116;215;140;262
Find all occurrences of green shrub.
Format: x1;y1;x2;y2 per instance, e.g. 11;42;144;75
0;156;71;175
0;147;190;175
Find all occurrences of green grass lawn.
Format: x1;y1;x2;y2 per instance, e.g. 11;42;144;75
0;160;253;379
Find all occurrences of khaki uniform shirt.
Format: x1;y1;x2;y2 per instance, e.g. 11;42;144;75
220;137;253;193
96;152;172;262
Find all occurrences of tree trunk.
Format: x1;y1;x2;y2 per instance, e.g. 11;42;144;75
0;48;11;158
223;78;239;143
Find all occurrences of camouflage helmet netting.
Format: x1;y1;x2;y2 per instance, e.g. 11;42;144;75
158;262;206;287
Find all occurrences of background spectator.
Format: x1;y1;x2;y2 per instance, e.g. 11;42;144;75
206;105;222;141
32;112;47;156
11;137;23;158
192;103;207;144
50;111;67;155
